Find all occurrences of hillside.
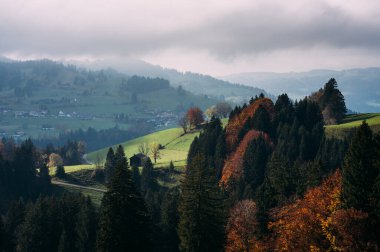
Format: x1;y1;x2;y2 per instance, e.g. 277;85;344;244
325;113;380;138
221;68;380;112
71;58;272;103
86;127;201;170
0;59;217;141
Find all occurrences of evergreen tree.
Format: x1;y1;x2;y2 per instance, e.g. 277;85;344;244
131;165;141;190
18;196;61;252
342;121;378;212
141;158;157;194
97;145;151;252
168;160;175;175
214;131;226;180
320;78;347;124
55;164;65;178
160;187;180;252
0;216;5;251
252;105;271;134
104;147;116;184
242;136;270;197
178;154;225;252
76;196;97;252
4;199;26;250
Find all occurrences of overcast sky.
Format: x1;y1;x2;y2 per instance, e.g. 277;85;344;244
1;0;380;76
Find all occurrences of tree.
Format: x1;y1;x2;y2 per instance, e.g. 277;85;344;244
47;153;63;168
225;200;259;252
179;115;189;134
0;216;5;251
186;107;204;129
140;158;157;194
178;154;225;252
97;145;151;252
160;188;180;252
55;165;65;178
138;142;150;155
104;147;116;184
242;136;270;196
150;142;161;164
320;78;347;124
342;121;378;212
215;102;232;118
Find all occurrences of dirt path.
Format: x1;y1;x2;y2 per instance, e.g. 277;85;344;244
52;180;106;193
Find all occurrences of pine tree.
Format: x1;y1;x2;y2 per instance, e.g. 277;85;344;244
160;187;180;252
4;199;26;250
242;136;270;197
104;147;116;184
55;164;65;178
178;154;225;252
252;105;271;134
141;158;157;194
97;145;151;252
76;196;97;252
342;121;378;212
0;216;5;251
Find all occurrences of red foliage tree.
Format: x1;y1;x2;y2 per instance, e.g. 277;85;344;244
186;107;204;129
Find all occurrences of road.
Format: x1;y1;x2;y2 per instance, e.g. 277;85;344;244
52;180;106;193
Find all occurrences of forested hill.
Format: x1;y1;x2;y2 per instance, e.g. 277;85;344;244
66;57;271;103
0;59;221;141
180;90;379;250
221;68;380;112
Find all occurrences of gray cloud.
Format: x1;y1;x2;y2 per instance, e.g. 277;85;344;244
0;0;380;74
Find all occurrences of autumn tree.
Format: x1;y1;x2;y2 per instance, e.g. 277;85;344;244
150;142;161;163
47;153;63;168
225;200;259;252
269;170;375;251
186;107;204;129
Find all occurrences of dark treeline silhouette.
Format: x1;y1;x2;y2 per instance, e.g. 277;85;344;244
33;127;145;152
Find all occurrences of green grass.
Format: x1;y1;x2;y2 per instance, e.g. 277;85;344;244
50;164;95;175
325;113;380;138
87;127;201;169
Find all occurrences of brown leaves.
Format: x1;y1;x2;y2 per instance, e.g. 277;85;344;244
226;200;258;252
269;170;373;251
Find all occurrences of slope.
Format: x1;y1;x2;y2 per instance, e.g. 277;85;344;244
86;127;201;170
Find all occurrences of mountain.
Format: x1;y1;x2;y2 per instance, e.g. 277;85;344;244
221;68;380;112
70;58;271;103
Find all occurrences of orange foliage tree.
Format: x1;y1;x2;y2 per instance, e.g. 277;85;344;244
225;200;259;252
269;170;372;251
225;98;274;152
220;130;271;186
186;107;204;129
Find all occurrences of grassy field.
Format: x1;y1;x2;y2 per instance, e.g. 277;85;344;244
325;113;380;138
86;127;201;170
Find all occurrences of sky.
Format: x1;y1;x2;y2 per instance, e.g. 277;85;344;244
1;0;380;76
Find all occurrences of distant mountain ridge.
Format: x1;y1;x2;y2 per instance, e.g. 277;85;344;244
221;68;380;112
68;58;271;103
